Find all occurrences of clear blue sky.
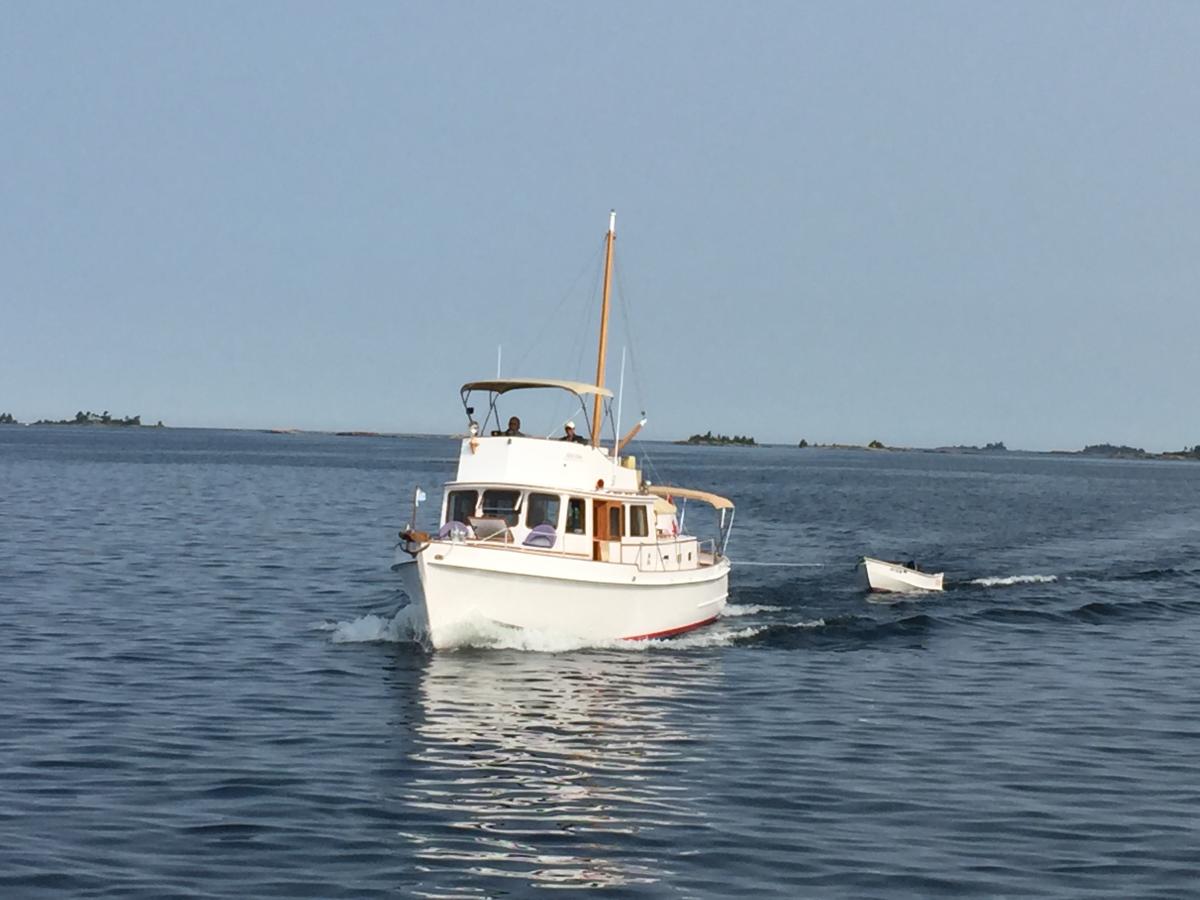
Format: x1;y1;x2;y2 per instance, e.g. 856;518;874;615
3;2;1197;449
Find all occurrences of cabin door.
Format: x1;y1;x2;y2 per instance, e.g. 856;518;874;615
561;497;590;556
593;501;623;562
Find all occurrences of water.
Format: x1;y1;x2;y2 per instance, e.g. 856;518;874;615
3;427;1199;898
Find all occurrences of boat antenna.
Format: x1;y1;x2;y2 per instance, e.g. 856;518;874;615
496;344;502;378
591;210;616;447
612;346;626;462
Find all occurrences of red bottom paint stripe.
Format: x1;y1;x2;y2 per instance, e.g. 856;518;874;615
623;615;720;642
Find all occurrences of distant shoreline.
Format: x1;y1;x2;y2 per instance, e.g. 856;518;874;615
3;418;1197;462
782;440;1200;462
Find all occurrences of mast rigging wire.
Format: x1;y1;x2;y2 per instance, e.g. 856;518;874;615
609;250;667;485
508;236;607;377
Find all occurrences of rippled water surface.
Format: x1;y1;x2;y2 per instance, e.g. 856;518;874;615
3;427;1200;897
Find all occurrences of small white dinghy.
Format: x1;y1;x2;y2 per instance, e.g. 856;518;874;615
861;556;945;593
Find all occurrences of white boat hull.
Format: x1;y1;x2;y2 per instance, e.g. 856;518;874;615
862;556;944;593
396;542;729;649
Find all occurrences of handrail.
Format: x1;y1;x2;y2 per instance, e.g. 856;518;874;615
630;535;709;572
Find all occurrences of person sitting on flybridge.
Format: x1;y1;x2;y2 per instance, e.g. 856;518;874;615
492;416;525;437
559;420;586;443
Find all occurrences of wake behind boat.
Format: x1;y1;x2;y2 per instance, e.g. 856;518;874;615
394;213;734;649
861;556;945;593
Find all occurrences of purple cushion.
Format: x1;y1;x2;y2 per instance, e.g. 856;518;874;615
523;523;557;548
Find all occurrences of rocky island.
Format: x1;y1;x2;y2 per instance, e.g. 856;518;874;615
933;441;1008;453
678;430;757;446
1062;443;1200;461
32;410;163;427
795;439;890;450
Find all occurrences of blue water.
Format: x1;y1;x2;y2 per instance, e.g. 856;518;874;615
3;426;1199;897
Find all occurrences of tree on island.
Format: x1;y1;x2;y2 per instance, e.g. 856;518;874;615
868;439;886;449
683;430;757;446
0;412;16;424
797;439;808;448
1081;443;1149;459
37;410;145;426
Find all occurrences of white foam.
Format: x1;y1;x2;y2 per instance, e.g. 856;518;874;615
324;602;830;652
449;615;774;652
455;618;627;653
642;618;824;648
722;603;786;617
659;623;769;648
327;606;428;645
321;607;816;652
970;574;1058;587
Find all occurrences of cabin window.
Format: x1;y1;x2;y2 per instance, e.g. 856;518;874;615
448;490;478;523
608;505;623;539
526;493;561;529
481;489;521;526
629;505;649;538
566;498;586;534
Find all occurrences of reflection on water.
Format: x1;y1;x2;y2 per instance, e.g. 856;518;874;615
400;651;722;894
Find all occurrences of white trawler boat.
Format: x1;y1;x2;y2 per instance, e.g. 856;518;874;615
394;213;734;649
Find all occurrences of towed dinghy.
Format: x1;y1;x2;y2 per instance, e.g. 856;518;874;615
861;556;944;593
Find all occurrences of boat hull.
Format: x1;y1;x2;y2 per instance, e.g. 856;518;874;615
862;556;944;593
396;542;729;649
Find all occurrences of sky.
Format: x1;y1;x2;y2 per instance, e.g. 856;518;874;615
2;2;1197;450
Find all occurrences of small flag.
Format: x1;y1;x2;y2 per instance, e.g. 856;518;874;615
414;488;427;506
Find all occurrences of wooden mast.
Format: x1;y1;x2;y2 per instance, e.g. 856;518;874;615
590;210;616;447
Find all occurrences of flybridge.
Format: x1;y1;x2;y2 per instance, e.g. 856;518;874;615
460;379;612;447
455;433;641;495
460;378;612;397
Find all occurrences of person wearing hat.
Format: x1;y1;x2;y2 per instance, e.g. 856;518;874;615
559;420;586;443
